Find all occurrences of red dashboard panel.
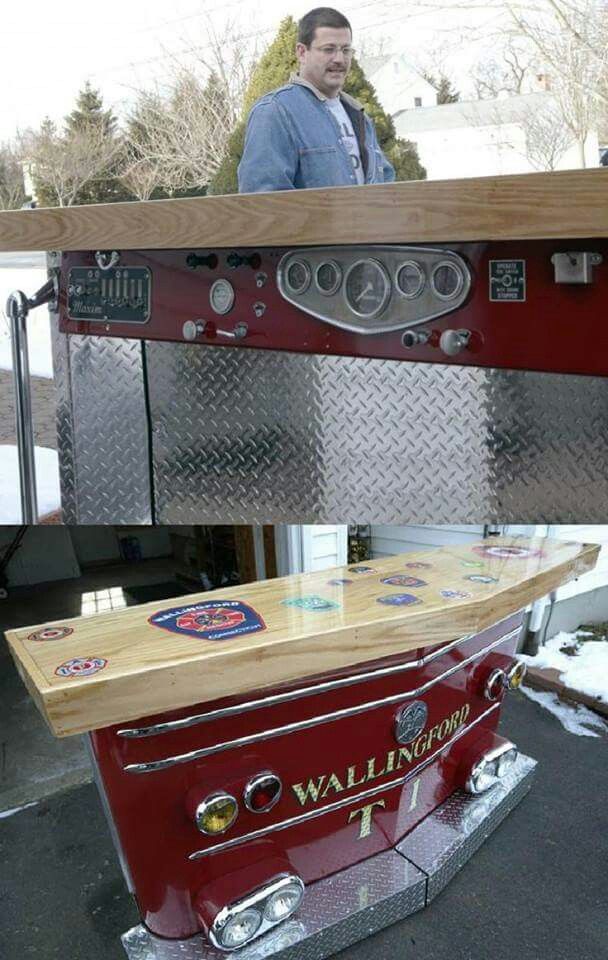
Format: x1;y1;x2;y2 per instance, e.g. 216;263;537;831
58;240;608;376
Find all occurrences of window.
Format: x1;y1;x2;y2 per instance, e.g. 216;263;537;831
414;97;422;107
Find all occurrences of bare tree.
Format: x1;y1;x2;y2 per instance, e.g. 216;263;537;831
0;141;26;209
471;37;540;98
19;119;123;207
520;101;576;169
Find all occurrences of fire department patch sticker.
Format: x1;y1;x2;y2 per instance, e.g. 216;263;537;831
382;575;427;588
377;593;422;606
29;626;73;642
55;657;107;678
465;574;499;584
149;601;266;641
282;596;340;612
473;545;542;560
348;566;376;574
405;562;433;569
440;589;472;600
327;578;353;586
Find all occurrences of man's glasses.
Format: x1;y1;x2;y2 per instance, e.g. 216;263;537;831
311;44;355;58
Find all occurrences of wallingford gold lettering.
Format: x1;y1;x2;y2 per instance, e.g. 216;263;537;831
291;702;470;807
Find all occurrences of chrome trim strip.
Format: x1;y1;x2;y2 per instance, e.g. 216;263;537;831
124;627;519;774
188;701;501;859
118;610;522;738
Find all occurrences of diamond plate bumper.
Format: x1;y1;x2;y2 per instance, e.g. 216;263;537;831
121;754;536;960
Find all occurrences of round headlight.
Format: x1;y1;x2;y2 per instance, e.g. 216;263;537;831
468;759;495;794
219;908;262;948
264;882;304;923
195;792;238;835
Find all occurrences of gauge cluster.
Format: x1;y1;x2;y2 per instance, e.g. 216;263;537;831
277;246;471;334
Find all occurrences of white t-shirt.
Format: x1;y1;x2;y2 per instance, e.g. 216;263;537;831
326;97;365;184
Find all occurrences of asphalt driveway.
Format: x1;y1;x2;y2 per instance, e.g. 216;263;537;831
0;691;606;960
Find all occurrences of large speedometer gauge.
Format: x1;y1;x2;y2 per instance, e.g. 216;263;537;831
344;259;390;319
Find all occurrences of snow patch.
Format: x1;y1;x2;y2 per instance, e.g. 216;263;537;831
520;686;607;738
0;445;60;521
521;629;608;706
0;267;54;379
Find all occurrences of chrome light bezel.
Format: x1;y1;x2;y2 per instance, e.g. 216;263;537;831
210;874;305;951
243;772;282;813
465;740;519;795
195;792;238;835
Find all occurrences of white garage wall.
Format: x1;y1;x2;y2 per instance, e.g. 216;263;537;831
370;525;485;558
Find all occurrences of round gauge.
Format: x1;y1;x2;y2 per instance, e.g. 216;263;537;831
209;279;235;315
431;261;464;300
396;261;425;299
285;259;311;295
315;260;342;296
344;259;391;318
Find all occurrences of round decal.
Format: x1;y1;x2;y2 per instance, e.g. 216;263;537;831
348;566;376;574
465;574;499;584
55;657;107;678
177;607;245;633
29;626;73;642
327;578;353;586
405;562;432;569
382;575;427;588
472;545;541;560
377;593;422;607
395;700;428;744
282;595;340;611
440;589;472;600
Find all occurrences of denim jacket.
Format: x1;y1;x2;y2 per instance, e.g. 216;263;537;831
238;77;396;193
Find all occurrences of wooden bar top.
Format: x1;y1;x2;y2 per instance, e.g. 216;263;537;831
6;536;598;737
0;168;607;253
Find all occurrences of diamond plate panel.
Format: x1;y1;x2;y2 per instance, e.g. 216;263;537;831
50;326;152;524
396;754;537;902
146;343;608;523
121;849;426;960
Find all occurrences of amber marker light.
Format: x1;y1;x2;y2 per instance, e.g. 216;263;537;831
506;661;527;690
195;792;238;835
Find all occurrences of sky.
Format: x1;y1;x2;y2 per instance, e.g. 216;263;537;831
0;0;504;144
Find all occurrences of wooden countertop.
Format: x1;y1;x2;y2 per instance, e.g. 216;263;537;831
5;536;598;737
0;168;607;253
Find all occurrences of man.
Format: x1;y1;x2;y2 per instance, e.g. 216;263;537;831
238;7;395;193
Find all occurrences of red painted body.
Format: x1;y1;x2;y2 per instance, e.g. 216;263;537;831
89;612;523;940
59;241;608;377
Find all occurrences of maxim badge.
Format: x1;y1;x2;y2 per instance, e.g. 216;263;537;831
394;700;428;745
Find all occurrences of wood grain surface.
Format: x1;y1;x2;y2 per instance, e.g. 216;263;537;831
5;537;599;737
1;168;607;252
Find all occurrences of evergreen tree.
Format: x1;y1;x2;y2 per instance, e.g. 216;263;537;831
64;82;132;204
210;16;425;194
424;72;460;105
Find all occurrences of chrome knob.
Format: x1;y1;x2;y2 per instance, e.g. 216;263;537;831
182;320;206;341
439;328;471;356
402;329;429;349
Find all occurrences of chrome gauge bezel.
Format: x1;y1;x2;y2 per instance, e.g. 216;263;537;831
209;279;235;315
395;260;426;300
431;260;465;301
315;260;343;296
276;246;472;335
284;259;312;296
344;258;391;319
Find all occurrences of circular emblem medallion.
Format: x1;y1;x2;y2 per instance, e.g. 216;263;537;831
55;657;107;678
29;626;73;642
395;700;428;744
472;545;541;560
176;607;245;632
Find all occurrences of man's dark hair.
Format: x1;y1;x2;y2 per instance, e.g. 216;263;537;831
297;7;352;47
